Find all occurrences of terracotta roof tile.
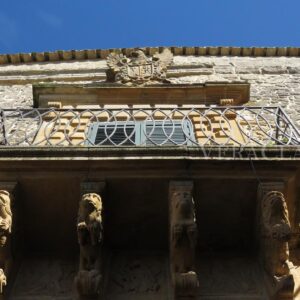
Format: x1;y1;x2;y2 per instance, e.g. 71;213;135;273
0;46;300;65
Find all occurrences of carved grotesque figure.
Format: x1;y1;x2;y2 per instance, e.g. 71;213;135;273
0;190;12;294
0;190;12;247
171;190;198;253
261;191;294;298
75;193;103;298
169;184;198;297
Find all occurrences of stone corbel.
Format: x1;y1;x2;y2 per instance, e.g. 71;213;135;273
75;182;105;299
169;181;198;299
258;182;294;300
0;182;18;296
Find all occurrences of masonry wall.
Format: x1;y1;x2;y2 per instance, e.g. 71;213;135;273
0;55;300;126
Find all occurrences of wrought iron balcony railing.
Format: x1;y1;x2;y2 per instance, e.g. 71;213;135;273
0;106;299;147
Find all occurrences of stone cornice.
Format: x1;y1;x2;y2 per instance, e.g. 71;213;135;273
0;146;298;161
0;46;300;65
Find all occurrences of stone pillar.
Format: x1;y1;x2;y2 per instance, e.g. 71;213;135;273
258;182;294;300
0;182;18;299
169;181;198;299
75;182;105;300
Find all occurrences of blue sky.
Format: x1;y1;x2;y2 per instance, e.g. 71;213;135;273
0;0;299;54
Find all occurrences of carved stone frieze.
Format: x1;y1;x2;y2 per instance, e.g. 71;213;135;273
106;48;173;85
169;181;198;298
75;192;104;299
258;183;294;299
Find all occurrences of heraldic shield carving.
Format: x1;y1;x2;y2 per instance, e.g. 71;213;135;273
106;48;173;85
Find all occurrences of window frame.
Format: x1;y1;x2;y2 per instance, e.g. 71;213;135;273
86;119;195;146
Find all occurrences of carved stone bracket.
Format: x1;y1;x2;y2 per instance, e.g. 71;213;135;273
75;182;105;299
0;182;18;296
80;182;106;196
258;182;294;300
169;181;198;298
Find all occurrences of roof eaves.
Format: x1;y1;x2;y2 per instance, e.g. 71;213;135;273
0;46;299;65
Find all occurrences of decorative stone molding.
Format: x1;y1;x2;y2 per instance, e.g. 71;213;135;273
47;101;62;109
219;98;235;106
75;182;105;299
0;182;17;296
258;182;294;300
106;48;173;85
169;181;198;298
33;83;250;108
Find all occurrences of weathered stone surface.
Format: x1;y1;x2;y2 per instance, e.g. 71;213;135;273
107;48;173;85
288;67;300;74
106;252;168;298
0;190;12;294
0;85;33;108
262;66;288;74
213;65;235;74
235;66;261;74
169;67;213;76
0;55;299;128
169;181;198;298
196;257;266;297
75;192;103;298
10;258;77;299
258;184;294;300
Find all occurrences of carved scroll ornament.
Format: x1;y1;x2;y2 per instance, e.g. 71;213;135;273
106;48;173;85
75;193;103;298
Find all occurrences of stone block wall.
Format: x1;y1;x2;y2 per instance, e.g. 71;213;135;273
0;55;299;127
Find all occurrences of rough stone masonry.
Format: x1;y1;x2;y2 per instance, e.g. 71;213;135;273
0;52;300;127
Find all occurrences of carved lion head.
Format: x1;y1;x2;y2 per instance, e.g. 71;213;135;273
80;193;102;216
0;191;11;209
262;191;291;239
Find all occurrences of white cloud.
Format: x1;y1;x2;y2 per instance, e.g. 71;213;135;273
36;10;63;29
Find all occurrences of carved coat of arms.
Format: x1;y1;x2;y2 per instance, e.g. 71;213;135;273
106;48;173;85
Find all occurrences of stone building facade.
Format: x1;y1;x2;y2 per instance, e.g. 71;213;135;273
0;46;299;300
1;47;300;126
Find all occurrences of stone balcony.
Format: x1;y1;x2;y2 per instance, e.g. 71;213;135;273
0;105;300;300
